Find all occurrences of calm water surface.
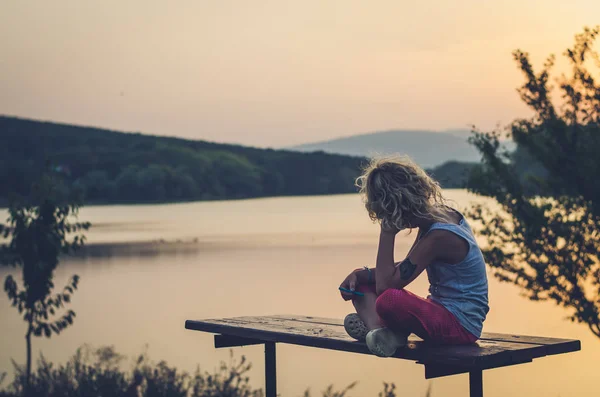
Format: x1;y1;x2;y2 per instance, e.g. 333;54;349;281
0;190;596;396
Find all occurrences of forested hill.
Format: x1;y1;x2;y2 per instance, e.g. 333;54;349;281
0;116;369;203
0;116;474;204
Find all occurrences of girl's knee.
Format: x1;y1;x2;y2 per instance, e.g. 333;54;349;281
375;288;409;317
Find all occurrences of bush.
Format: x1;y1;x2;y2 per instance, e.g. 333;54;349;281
0;345;263;397
0;346;416;397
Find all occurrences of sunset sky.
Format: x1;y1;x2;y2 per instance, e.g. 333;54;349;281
1;1;598;147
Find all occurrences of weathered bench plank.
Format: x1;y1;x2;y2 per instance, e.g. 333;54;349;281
184;315;579;369
270;315;581;353
270;315;582;356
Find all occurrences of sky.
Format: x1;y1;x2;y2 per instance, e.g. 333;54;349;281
1;1;598;147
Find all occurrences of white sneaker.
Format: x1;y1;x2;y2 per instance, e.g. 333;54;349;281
343;313;369;341
365;328;408;357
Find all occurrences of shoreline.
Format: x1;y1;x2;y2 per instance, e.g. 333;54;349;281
64;234;380;259
67;239;203;258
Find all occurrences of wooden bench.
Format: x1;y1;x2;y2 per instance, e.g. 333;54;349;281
185;315;581;397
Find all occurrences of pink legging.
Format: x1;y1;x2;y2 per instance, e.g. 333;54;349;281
357;284;477;345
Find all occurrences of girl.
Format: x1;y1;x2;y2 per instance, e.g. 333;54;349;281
339;156;489;357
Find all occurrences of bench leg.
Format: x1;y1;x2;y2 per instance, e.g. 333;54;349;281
265;342;277;397
469;370;483;397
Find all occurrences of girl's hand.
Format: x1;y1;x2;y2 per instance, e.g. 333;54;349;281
339;271;359;301
380;220;400;235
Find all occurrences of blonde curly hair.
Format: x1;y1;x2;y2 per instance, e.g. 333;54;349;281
355;155;453;230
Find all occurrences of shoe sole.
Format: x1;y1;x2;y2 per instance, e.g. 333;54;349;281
344;314;368;341
366;328;407;357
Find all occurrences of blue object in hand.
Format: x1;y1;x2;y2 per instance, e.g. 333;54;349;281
338;287;365;296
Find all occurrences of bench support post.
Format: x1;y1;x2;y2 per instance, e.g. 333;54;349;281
265;342;277;397
469;370;483;397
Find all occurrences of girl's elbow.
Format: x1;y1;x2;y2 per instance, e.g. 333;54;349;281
376;283;402;296
375;285;387;296
375;272;405;295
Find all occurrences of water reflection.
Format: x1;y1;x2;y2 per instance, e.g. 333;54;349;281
0;192;597;397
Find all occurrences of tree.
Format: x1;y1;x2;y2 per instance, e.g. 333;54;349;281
0;172;90;393
467;26;600;337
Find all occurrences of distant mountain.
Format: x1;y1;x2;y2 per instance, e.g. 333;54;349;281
290;129;483;168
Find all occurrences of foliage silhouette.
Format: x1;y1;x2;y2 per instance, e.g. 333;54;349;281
467;26;600;337
0;346;418;397
0;172;90;392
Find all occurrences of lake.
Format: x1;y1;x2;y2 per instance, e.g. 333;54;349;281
0;190;597;396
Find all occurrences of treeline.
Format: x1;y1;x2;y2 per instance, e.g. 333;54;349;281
427;161;476;190
0;116;473;204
